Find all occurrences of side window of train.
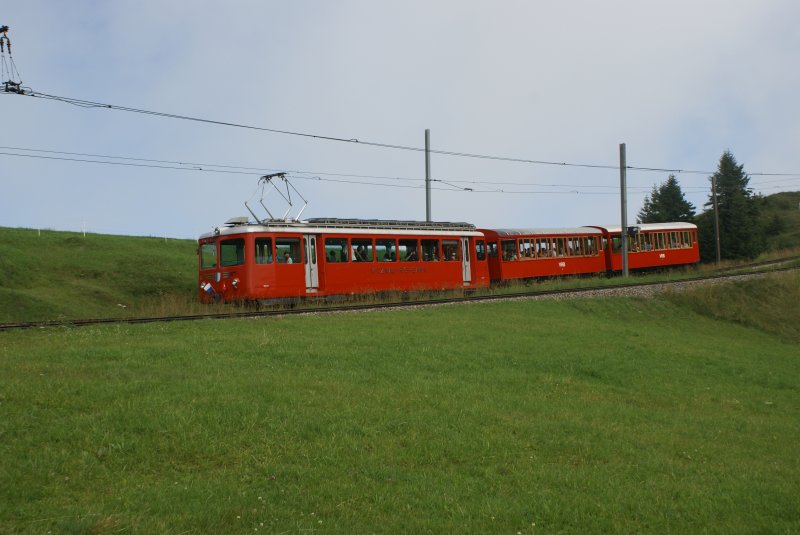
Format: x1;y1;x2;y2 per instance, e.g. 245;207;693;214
442;239;460;261
220;238;245;267
579;237;589;256
325;238;348;263
487;242;498;258
399;239;419;261
520;239;533;258
535;238;550;257
655;233;666;250
475;240;486;261
421;239;440;261
555;237;567;257
669;232;680;249
276;238;301;264
587;237;597;255
501;240;517;261
200;242;217;269
351;238;374;262
568;237;582;256
255;238;273;264
626;235;637;253
611;236;622;254
639;233;651;251
682;231;691;248
376;239;397;262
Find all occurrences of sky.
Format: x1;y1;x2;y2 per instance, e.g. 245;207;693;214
2;1;799;239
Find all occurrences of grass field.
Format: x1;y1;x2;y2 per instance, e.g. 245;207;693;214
0;228;202;323
2;272;799;533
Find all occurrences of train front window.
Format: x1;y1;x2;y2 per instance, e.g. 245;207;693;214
277;238;301;264
220;238;245;267
255;238;273;264
325;238;348;263
200;242;217;269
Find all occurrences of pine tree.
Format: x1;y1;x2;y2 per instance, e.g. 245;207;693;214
698;151;765;261
637;175;696;223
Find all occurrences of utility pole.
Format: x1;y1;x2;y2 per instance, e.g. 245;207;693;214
425;129;431;222
711;173;721;265
619;143;629;277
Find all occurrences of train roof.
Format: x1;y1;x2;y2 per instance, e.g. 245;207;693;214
594;222;698;233
483;227;602;236
200;217;483;239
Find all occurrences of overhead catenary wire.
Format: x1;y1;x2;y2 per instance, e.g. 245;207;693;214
1;147;797;198
3;144;797;196
9;89;621;171
6;88;799;179
1;149;660;196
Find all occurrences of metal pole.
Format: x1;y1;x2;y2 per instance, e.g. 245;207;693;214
619;143;629;277
425;129;431;222
712;173;721;266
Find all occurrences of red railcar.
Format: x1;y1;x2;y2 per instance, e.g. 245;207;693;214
198;218;490;303
480;227;607;281
590;222;700;272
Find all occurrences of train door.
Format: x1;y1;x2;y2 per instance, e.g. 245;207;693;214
461;237;472;285
303;234;319;292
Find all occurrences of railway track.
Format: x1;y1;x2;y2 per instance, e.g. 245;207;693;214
1;263;797;333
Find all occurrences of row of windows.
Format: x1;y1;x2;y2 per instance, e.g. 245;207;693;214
610;231;695;254
200;237;300;269
492;236;601;262
325;237;476;263
201;230;697;269
201;237;487;268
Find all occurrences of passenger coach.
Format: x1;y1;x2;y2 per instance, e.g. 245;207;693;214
590;222;700;271
198;218;491;303
480;227;606;281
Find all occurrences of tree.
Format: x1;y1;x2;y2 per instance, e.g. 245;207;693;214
697;151;765;261
637;174;696;223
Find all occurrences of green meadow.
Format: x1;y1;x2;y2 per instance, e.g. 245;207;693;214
2;271;799;533
0;228;201;323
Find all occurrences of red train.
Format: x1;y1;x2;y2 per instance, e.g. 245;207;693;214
197;218;699;303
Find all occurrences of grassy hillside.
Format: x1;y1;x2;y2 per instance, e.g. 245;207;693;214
761;191;800;251
665;270;800;342
1;282;798;533
0;227;199;322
